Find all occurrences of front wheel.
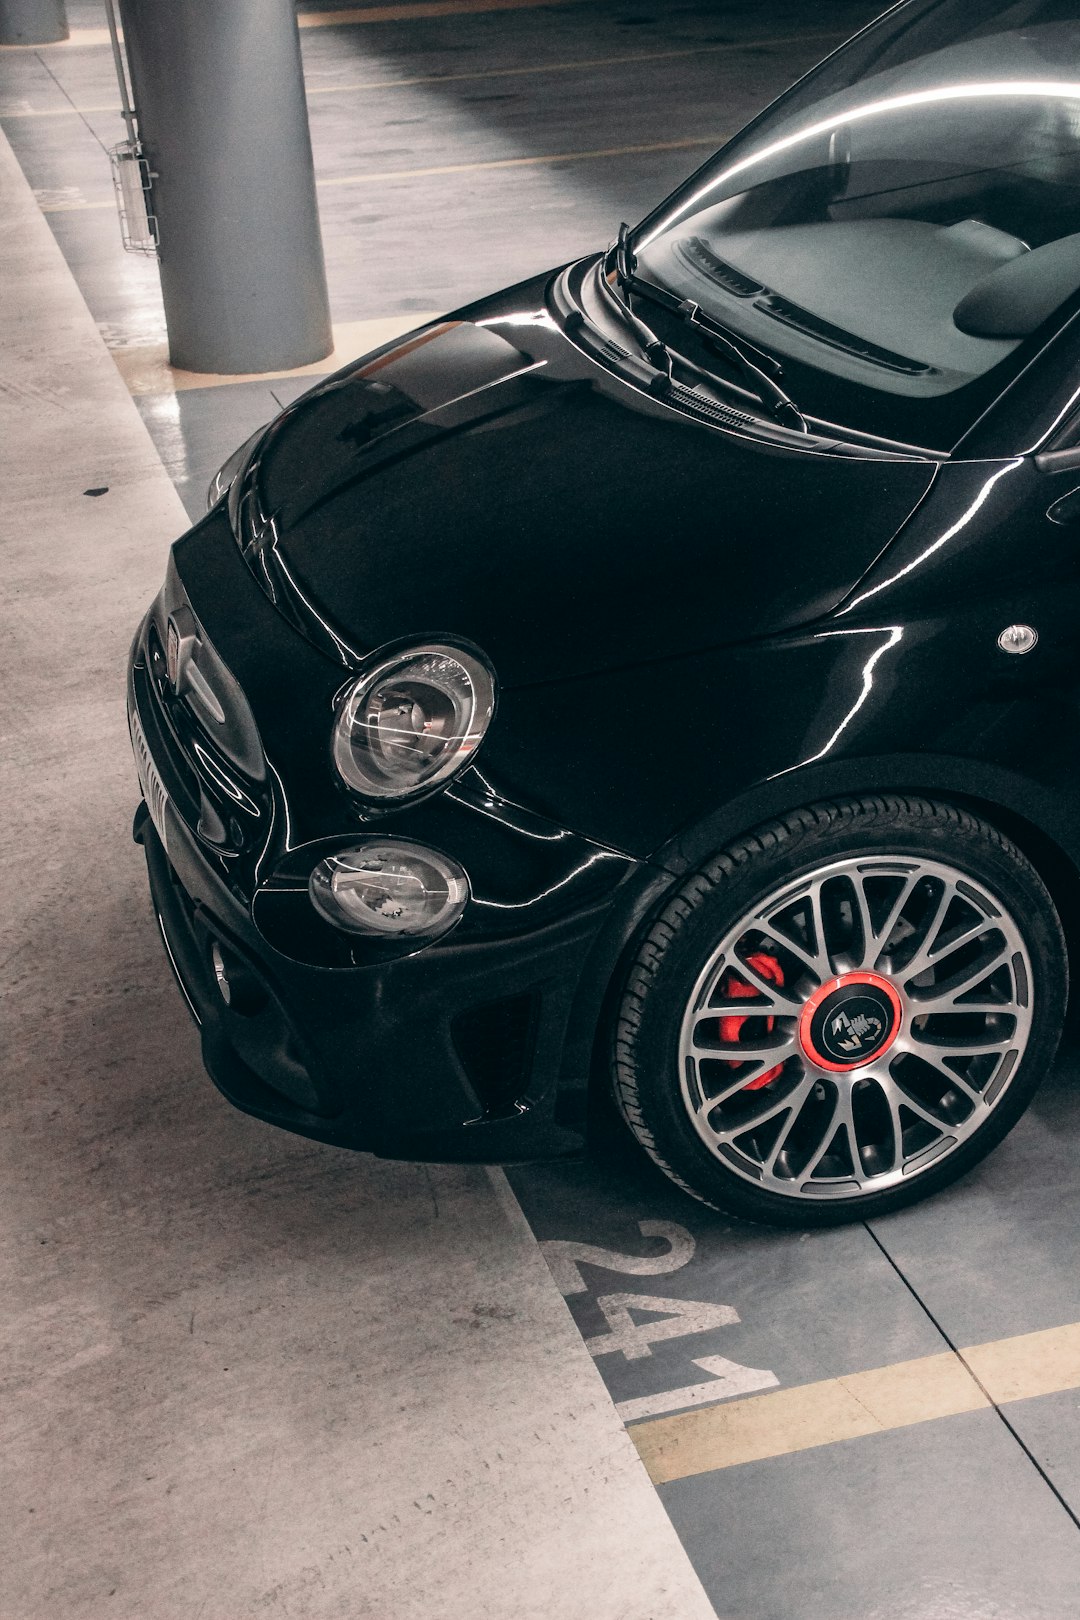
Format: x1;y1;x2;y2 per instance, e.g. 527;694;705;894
613;796;1067;1226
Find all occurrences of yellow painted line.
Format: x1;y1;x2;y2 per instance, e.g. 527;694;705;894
109;313;441;395
300;0;581;22
965;1321;1080;1403
311;30;839;91
630;1321;1080;1485
6;0;584;48
0;32;847;118
36;132;729;212
317;132;728;188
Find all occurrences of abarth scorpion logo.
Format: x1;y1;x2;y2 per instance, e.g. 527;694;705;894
830;1007;884;1054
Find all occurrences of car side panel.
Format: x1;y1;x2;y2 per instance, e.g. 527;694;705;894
479;459;1080;876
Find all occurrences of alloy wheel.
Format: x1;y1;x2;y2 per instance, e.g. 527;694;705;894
677;854;1034;1202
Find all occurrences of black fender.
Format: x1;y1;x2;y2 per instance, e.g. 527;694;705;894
559;748;1080;1109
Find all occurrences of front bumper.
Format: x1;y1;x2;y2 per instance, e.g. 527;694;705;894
136;802;603;1159
126;516;656;1161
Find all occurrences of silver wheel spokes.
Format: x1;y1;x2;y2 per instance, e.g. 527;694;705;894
678;856;1033;1201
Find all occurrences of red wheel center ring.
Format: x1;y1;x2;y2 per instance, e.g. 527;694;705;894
798;972;903;1072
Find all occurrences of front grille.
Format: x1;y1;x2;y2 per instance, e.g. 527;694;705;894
129;704;171;853
141;619;266;852
452;993;537;1117
134;651;201;824
150;611;265;786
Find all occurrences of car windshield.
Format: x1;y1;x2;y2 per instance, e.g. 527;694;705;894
632;0;1080;449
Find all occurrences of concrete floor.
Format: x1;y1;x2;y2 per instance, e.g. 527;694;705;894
5;2;1080;1616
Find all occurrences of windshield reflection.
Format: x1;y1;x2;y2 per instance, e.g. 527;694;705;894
633;2;1080;449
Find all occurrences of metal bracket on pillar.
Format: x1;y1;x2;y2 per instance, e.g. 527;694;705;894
110;144;159;255
103;0;159;255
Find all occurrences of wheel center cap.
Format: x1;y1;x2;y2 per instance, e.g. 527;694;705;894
799;972;902;1072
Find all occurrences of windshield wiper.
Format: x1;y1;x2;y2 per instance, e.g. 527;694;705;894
609;223;807;432
595;226;675;391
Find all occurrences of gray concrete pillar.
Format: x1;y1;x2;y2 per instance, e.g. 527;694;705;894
0;0;68;44
116;0;332;374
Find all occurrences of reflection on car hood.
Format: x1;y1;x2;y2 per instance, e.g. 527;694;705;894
248;318;534;530
238;282;938;687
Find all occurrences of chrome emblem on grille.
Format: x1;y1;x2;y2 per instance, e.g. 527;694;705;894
166;619;180;687
166;608;197;691
164;607;226;725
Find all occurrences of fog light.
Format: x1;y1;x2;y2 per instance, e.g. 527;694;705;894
308;840;469;939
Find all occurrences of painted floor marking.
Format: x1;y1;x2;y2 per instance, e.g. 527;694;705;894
617;1356;780;1424
316;132;729;189
299;0;584;24
3;0;587;49
630;1321;1080;1485
585;1292;740;1361
540;1219;782;1422
541;1220;696;1295
0;33;846;118
108;314;442;395
35;132;729;213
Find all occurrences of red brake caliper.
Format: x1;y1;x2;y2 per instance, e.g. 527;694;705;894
719;952;786;1091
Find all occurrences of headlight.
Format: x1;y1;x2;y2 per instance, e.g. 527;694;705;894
332;642;496;802
309;841;469;938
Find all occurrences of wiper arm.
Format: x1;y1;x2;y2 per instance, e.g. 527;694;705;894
670;297;806;431
595;225;674;392
611;223;807;433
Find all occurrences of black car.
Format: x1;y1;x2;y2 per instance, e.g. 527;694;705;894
129;0;1080;1225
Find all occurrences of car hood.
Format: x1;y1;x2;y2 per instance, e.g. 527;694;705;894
238;279;938;688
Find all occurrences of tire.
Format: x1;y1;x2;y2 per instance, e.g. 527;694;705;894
613;795;1067;1226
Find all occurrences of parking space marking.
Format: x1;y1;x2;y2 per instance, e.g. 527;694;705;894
540;1217;782;1424
34;132;730;214
38;0;833;38
10;0;584;49
317;133;729;189
0;33;847;116
616;1355;780;1424
299;0;582;23
585;1292;740;1360
541;1220;695;1295
630;1322;1080;1484
965;1321;1080;1404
